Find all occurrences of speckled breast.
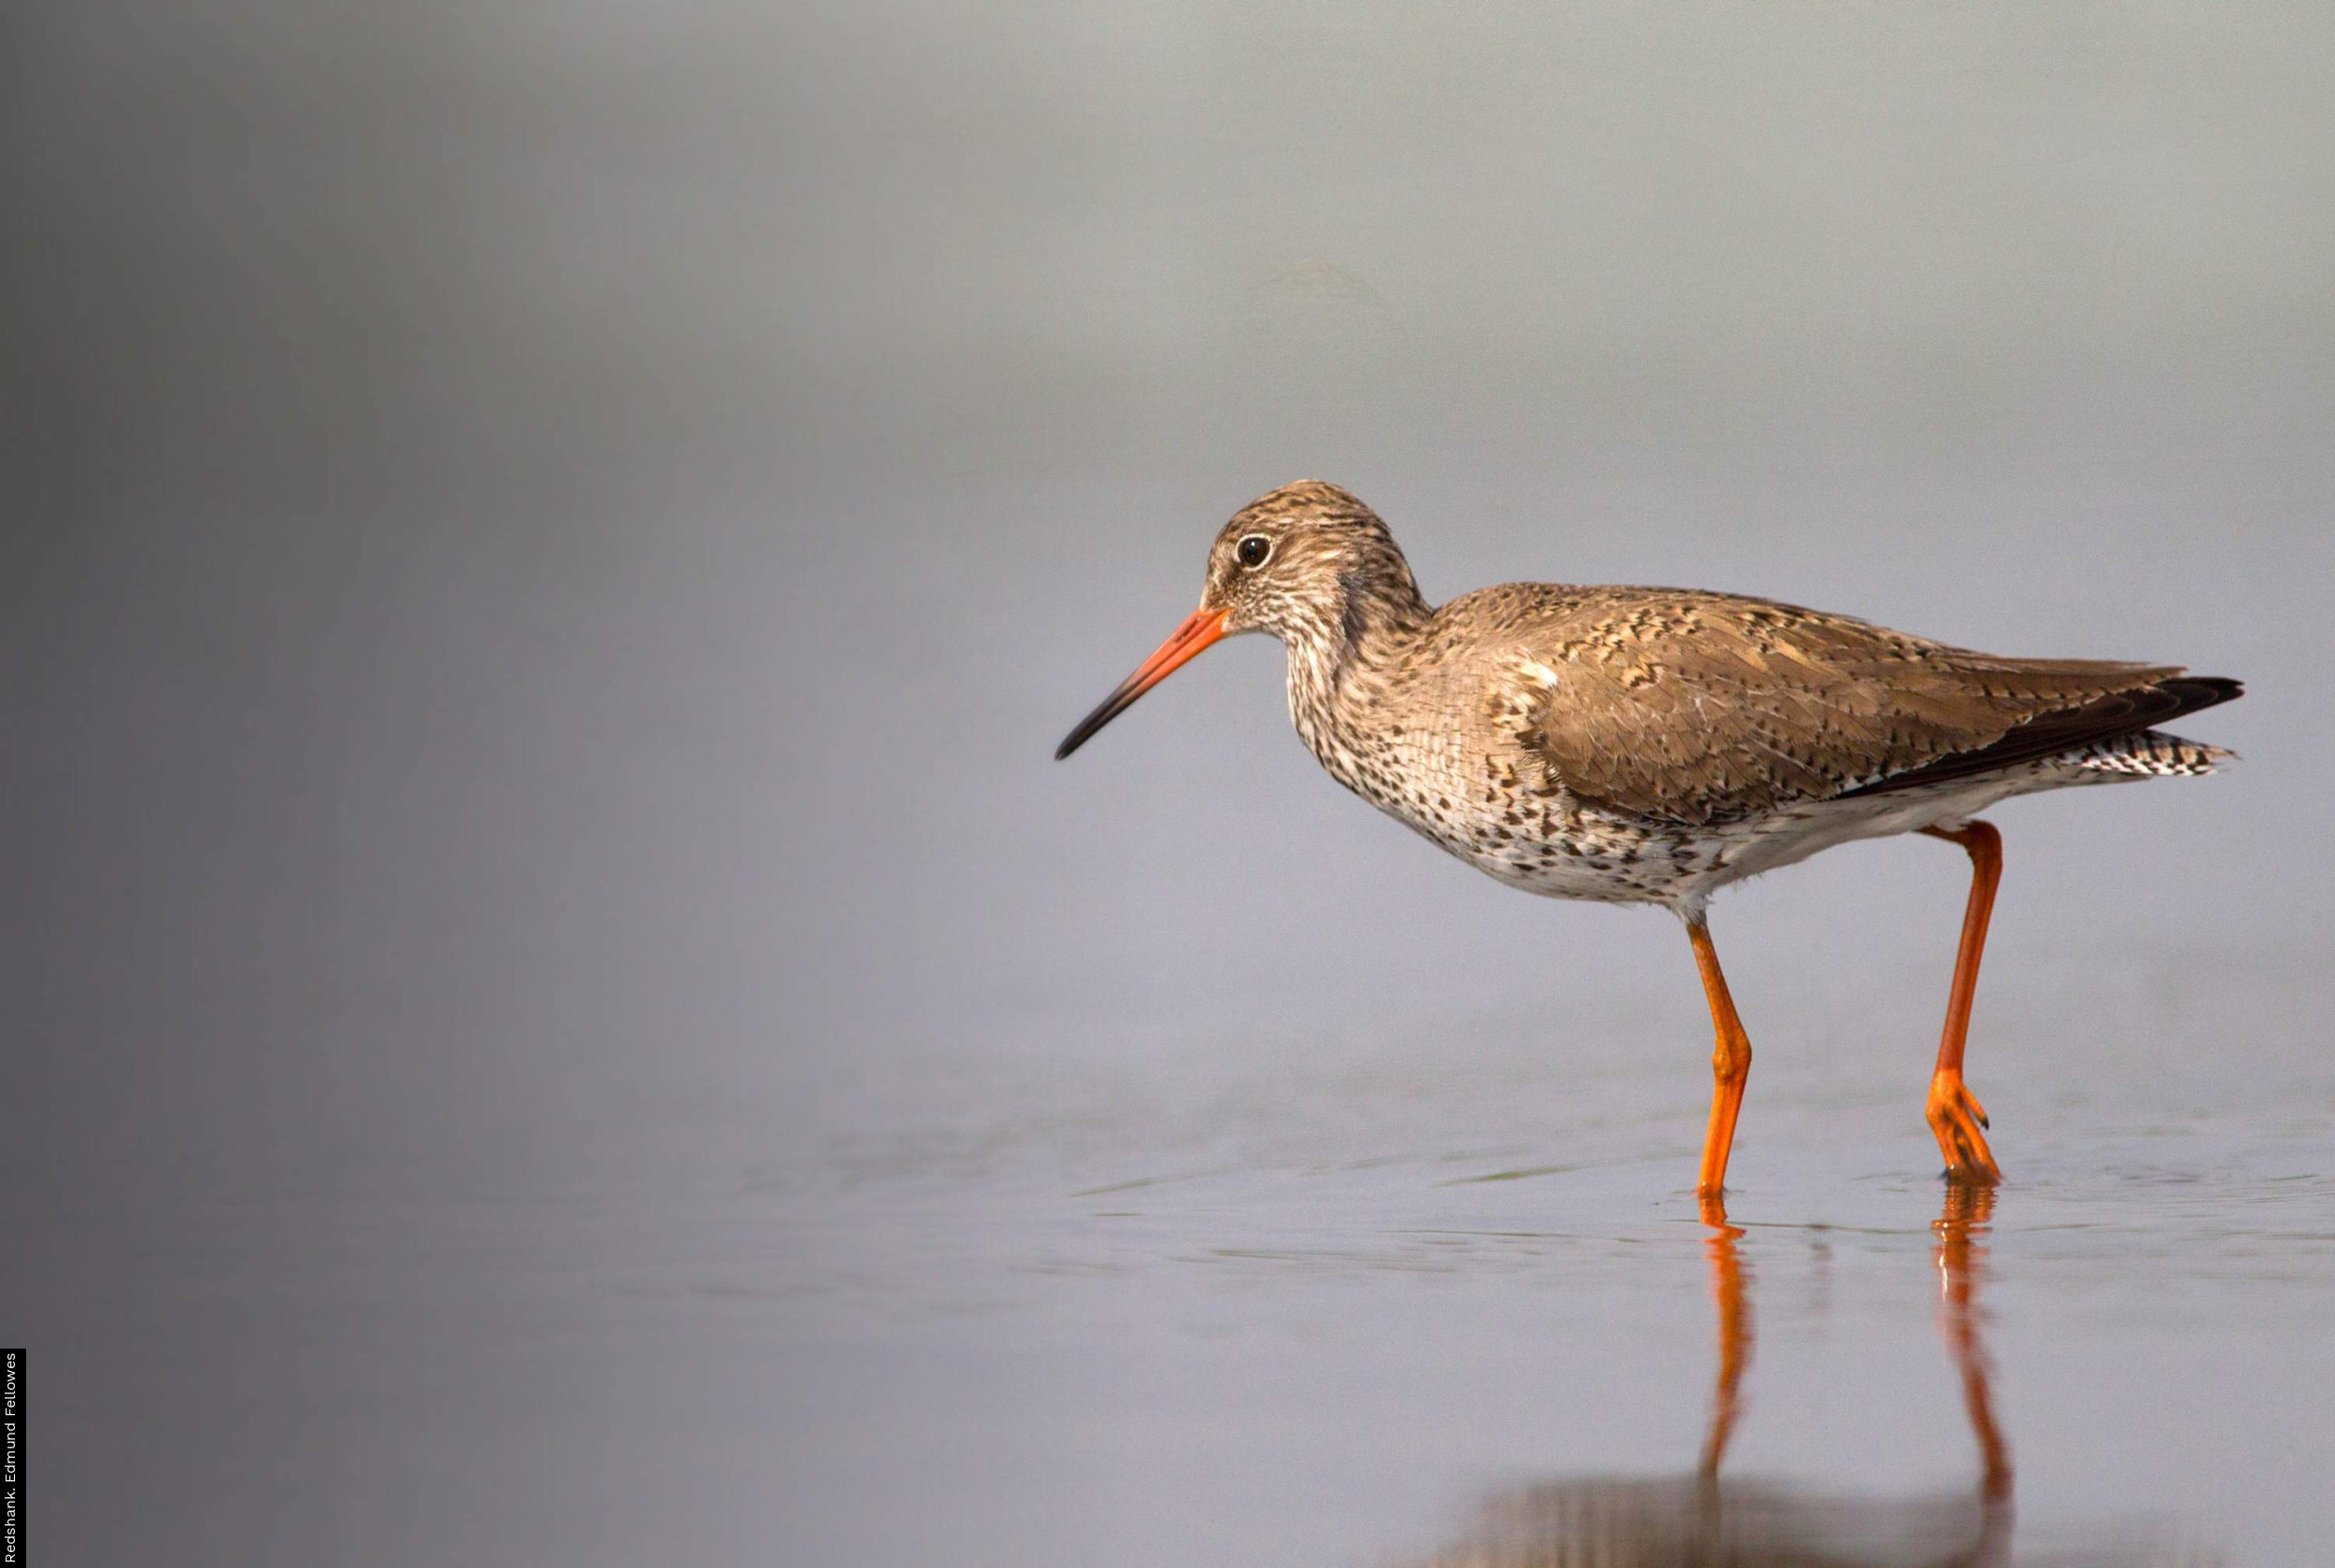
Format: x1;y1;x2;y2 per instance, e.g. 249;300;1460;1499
1292;681;1720;906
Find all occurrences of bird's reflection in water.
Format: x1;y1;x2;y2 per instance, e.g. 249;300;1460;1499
1422;1186;2219;1567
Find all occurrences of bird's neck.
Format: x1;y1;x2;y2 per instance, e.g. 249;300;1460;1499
1280;574;1430;766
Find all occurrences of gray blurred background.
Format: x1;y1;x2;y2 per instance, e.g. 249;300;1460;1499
9;3;2331;1563
14;0;2326;1195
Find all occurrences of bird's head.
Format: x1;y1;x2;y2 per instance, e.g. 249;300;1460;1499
1055;480;1424;759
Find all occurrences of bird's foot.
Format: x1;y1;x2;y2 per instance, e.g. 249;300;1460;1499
1927;1070;2002;1184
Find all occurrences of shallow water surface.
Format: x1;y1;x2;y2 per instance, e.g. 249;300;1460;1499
31;960;2335;1565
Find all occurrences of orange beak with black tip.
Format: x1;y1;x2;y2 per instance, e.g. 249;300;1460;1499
1054;607;1230;760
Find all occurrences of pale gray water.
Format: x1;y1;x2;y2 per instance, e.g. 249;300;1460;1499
30;969;2335;1562
11;3;2334;1563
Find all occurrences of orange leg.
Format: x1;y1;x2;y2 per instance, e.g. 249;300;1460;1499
1920;822;2003;1183
1688;920;1753;1201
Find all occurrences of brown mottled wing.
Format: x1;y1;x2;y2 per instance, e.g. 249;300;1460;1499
1475;585;2195;826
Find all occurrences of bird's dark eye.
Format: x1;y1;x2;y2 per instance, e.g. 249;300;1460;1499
1236;534;1272;569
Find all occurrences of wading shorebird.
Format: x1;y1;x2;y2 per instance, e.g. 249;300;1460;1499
1054;482;2242;1202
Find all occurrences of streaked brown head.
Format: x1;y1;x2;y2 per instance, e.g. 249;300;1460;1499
1055;481;1424;759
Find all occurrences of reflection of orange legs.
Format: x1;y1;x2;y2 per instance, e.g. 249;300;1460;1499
1933;1183;2013;1501
1696;1189;2011;1504
1688;920;1753;1202
1696;1200;1751;1479
1920;823;2003;1183
1695;1185;2012;1513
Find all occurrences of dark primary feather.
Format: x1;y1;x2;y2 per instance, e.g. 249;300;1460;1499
1838;675;2242;798
1446;583;2229;826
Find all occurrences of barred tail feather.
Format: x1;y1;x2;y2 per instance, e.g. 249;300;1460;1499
2074;730;2235;779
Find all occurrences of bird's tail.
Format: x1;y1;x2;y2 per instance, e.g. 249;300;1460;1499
2073;729;2236;778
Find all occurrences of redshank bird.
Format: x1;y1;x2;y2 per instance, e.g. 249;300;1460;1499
1055;482;2241;1200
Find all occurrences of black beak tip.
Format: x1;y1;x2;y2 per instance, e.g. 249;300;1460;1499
1054;713;1106;761
1054;690;1131;761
